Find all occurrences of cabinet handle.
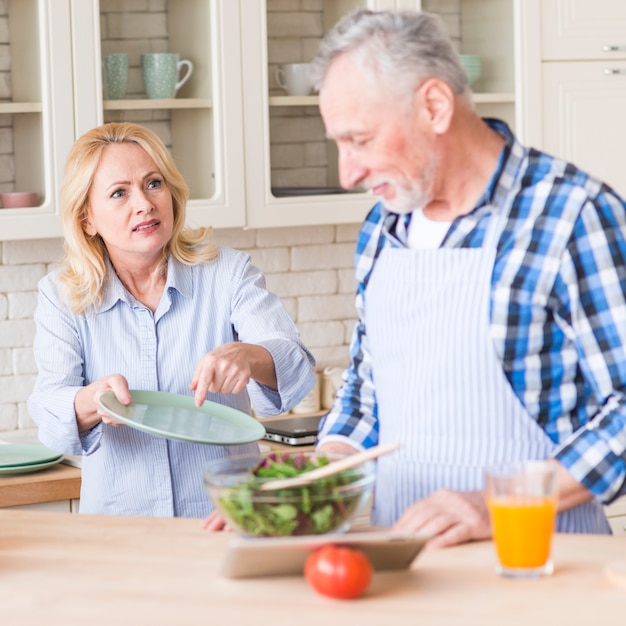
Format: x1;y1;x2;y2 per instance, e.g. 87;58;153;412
603;45;626;52
604;68;626;75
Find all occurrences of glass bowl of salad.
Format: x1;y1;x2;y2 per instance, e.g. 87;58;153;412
203;449;375;537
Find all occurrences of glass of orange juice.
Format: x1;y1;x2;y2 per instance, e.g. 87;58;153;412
485;461;558;578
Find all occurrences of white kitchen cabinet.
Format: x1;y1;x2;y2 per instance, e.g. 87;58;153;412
4;500;71;513
0;0;75;240
540;0;626;61
541;61;626;196
520;0;626;197
240;0;521;228
240;0;406;230
96;0;247;230
0;0;246;242
1;0;524;239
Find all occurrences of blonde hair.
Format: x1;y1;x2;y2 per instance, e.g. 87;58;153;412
59;122;217;315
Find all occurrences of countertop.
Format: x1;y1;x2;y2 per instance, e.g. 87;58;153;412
0;429;82;507
0;463;81;507
0;510;624;625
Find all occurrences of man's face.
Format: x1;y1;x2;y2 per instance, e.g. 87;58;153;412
318;53;438;214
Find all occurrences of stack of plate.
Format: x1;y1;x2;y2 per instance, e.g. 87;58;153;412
460;54;481;86
0;443;64;475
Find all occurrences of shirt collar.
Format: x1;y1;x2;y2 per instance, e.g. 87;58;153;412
97;254;193;314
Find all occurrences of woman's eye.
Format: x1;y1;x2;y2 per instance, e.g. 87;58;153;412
147;178;162;190
111;189;125;199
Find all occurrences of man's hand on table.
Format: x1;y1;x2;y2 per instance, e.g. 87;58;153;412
393;489;492;549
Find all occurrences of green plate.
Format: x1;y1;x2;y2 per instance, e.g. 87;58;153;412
0;457;64;475
98;390;266;446
0;443;64;468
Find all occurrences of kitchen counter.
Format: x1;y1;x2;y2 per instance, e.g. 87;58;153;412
0;510;624;625
0;463;81;508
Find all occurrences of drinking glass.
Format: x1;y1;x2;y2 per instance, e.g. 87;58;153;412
485;461;558;578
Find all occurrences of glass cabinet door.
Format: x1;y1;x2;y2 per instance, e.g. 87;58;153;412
94;0;246;229
241;1;408;229
0;0;75;240
240;0;517;229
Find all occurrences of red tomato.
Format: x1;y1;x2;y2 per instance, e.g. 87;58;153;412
304;545;373;599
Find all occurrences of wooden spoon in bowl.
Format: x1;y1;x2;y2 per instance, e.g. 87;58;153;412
259;442;400;491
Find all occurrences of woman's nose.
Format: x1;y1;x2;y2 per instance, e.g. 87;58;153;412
134;189;154;213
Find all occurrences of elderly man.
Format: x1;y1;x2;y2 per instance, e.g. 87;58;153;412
311;10;626;548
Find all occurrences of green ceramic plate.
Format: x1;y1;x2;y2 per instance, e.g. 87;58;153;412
0;443;64;468
98;390;266;446
0;457;64;475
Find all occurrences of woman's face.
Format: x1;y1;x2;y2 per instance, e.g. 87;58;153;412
84;142;174;268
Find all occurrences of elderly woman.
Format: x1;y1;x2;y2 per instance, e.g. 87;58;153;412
28;122;316;518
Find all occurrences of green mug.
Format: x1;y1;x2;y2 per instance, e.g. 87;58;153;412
141;53;193;99
103;53;129;100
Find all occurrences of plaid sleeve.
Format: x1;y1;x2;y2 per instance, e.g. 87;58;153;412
554;395;626;502
317;204;387;449
551;189;626;503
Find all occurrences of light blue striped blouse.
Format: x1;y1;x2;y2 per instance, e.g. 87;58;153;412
27;247;316;518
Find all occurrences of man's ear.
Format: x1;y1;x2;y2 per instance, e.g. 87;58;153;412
414;77;455;135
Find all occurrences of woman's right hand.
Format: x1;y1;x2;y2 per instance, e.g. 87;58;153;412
201;510;231;532
74;374;132;431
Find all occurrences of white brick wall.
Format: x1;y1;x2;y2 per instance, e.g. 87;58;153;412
0;227;359;434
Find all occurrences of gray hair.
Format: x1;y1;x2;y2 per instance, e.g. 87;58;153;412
309;10;469;101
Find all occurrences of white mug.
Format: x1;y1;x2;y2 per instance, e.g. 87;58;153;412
321;366;345;410
275;63;312;96
291;371;321;414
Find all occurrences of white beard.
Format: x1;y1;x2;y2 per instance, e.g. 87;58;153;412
376;152;439;215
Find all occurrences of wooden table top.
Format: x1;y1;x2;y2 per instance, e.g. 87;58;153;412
0;510;624;625
0;462;81;507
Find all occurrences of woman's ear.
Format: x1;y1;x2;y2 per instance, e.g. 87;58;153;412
82;217;96;237
414;77;455;135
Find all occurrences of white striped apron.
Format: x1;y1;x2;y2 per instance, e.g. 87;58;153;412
366;207;610;533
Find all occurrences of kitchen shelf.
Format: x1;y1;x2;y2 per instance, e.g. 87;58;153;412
268;92;515;107
103;98;213;111
0;102;42;113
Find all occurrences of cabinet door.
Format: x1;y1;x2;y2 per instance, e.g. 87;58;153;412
461;0;517;131
241;0;396;229
605;496;626;536
241;0;520;228
541;0;626;61
0;0;76;241
240;1;430;230
94;0;246;230
541;61;626;197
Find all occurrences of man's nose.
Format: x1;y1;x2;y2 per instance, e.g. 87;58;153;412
338;148;367;190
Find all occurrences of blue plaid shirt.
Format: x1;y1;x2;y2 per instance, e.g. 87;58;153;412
318;119;626;505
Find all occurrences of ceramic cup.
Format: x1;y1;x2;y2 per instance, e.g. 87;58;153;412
321;366;345;410
102;53;129;100
275;63;312;96
291;371;321;414
0;192;38;208
141;53;193;99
